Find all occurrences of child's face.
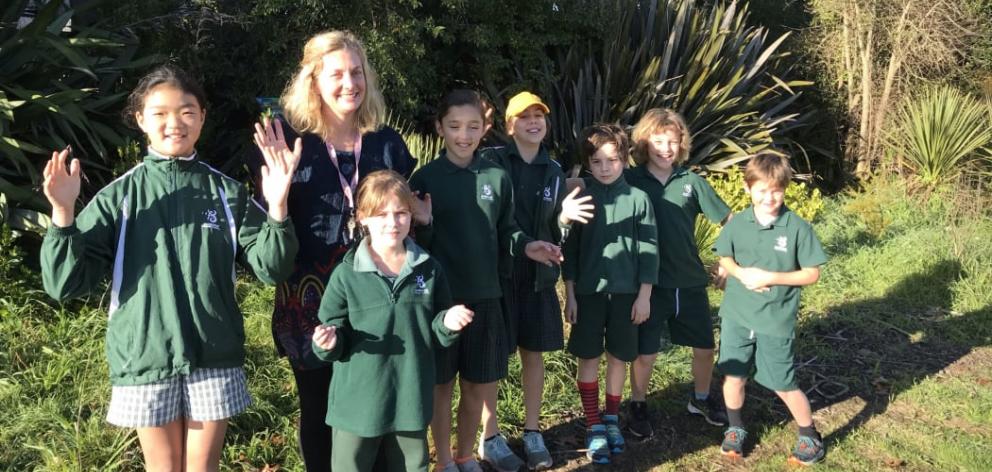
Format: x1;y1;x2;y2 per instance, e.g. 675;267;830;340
646;127;681;171
435;104;484;162
508;105;547;147
315;48;366;121
360;194;411;248
588;142;624;185
135;84;205;157
745;179;785;218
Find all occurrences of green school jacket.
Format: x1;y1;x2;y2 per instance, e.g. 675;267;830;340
626;165;730;288
562;175;659;294
41;152;298;386
313;238;459;436
482;144;570;291
408;151;532;301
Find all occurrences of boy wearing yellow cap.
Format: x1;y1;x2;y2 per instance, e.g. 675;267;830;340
479;91;594;470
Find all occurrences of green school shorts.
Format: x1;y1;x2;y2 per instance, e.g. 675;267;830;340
331;428;428;472
640;286;716;354
567;293;639;362
717;317;798;391
434;298;509;385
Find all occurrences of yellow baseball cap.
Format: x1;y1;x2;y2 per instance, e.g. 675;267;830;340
505;91;550;122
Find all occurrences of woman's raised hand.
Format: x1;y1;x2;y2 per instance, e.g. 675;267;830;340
43;148;81;227
254;117;302;221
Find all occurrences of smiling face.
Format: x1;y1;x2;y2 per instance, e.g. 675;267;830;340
315;48;366;122
588;142;625;185
359;193;411;249
645;127;682;173
436;104;485;163
508;105;547;147
135;84;205;157
746;178;785;220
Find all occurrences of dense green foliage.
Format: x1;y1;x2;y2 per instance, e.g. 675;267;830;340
0;0;158;212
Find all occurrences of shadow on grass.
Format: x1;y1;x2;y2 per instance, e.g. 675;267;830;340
530;259;990;470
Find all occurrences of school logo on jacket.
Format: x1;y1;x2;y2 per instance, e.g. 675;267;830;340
774;235;788;252
414;274;430;295
202;209;220;230
682;184;693;197
480;184;494;201
543;186;553;202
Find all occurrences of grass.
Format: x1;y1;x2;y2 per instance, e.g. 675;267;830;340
1;177;990;470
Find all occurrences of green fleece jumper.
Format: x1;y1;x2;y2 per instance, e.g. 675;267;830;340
482;144;570;291
41;152;298;386
562;175;659;294
313;238;459;437
625;165;730;288
408;151;532;301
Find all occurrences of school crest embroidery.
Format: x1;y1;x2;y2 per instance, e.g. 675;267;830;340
682;184;693;197
774;235;788;252
414;274;430;295
480;184;494;201
543;186;553;202
202;209;220;230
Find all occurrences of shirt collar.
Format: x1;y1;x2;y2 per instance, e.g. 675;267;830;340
506;142;552;166
354;237;430;278
439;149;483;174
743;205;794;229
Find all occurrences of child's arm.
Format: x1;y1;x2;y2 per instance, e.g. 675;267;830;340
496;173;561;265
238;194;299;285
312;269;351;362
636;196;660;287
563;280;578;324
40;149;116;301
408;171;435;248
719;256;820;290
631;283;652;325
430;265;469;347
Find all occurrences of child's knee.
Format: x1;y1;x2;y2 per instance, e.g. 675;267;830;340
724;375;747;387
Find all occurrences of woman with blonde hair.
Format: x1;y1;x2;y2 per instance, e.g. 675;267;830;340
253;30;416;471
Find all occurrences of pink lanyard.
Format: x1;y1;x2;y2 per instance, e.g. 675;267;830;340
324;133;363;212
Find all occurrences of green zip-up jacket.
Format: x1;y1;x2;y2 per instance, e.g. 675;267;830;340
408;151;532;301
563;175;659;294
41;152;298;386
482;144;570;291
313;238;459;436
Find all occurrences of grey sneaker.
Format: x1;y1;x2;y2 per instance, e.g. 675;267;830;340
688;394;729;426
455;458;484;472
522;431;553;470
479;433;525;472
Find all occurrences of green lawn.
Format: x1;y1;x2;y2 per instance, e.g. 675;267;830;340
1;178;989;471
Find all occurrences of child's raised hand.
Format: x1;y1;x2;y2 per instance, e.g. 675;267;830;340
710;263;728;290
412;191;433;226
43;148;81;227
631;295;651;325
443;304;474;331
524;241;563;267
312;324;338;351
558;186;595;225
254;117;302;220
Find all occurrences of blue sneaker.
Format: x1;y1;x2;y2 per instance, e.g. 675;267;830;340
602;414;625;454
585;424;610;464
721;426;747;461
788;434;826;466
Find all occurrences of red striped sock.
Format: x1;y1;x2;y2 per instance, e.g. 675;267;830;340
578;381;601;426
605;393;621;416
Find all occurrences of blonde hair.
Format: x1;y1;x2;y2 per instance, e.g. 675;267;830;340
744;151;793;188
355;170;418;223
631;108;692;166
280;31;385;136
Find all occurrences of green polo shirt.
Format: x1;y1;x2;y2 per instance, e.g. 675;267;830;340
626;165;731;288
313;238;459;436
409;151;532;301
562;175;659;295
714;206;828;338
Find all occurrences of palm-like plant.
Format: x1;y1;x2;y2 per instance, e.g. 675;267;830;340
0;0;158;213
886;86;992;187
489;0;810;171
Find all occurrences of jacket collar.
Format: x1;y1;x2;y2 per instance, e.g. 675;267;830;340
439;150;484;174
353;237;430;280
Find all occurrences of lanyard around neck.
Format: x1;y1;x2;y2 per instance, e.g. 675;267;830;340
325;132;363;211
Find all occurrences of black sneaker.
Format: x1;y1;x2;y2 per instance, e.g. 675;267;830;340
627;401;653;438
687;394;728;426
